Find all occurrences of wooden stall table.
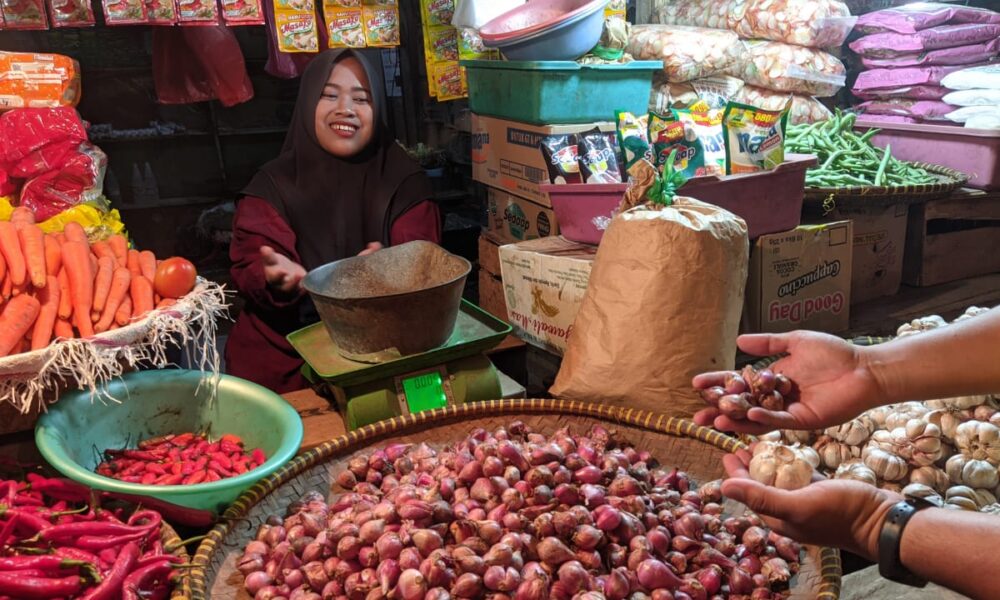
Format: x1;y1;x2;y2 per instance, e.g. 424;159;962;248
282;388;348;453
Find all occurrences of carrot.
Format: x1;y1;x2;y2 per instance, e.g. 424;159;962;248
0;222;26;286
9;207;35;227
138;251;157;282
92;256;115;317
107;235;128;267
130;275;154;319
56;269;72;320
17;223;46;289
43;235;62;276
156;298;177;310
30;276;60;350
0;294;41;357
95;268;130;333
91;240;115;264
89;252;98;279
63;222;87;244
55;232;66;245
127;250;141;277
0;251;6;285
54;318;75;340
1;271;10;301
11;280;30;297
62;241;94;338
115;297;132;327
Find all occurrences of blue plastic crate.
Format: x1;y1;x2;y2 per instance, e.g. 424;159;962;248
462;59;663;125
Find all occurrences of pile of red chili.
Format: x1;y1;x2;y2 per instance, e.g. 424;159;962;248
96;432;267;486
0;473;179;599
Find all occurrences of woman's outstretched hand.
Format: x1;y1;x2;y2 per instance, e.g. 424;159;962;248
693;331;888;434
260;246;306;293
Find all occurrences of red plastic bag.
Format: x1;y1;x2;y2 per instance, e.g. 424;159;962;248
152;26;254;107
19;142;107;221
0;107;87;170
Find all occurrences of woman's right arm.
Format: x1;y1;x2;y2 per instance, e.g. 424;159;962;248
230;197;305;309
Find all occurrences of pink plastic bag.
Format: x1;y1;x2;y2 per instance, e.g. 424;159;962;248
19;142;107;221
855;113;918;125
152;26;254;107
854;85;948;101
857;99;955;120
0;107;87;168
853;64;982;93
850;23;1000;59
856;3;1000;35
860;39;1000;69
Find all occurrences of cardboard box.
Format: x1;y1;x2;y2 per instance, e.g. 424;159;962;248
478;270;508;322
744;222;853;334
485;187;559;245
478;231;503;278
499;237;598;355
471;114;616;207
829;203;909;304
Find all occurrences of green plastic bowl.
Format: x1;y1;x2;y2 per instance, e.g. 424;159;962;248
35;370;304;512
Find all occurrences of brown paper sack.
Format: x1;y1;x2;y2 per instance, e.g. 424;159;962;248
549;198;749;417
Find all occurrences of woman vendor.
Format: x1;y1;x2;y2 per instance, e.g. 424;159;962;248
226;49;442;393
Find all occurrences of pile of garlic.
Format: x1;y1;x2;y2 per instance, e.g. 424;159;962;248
763;306;1000;512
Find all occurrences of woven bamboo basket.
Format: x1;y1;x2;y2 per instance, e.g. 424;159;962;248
803;163;968;211
189;400;842;599
161;521;193;599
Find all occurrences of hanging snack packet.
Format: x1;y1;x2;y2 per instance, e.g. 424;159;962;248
649;113;704;178
421;0;454;27
221;0;264;25
176;0;219;24
48;0;96;27
615;111;652;172
363;5;400;47
539;134;582;185
101;0;146;25
722;101;790;174
433;62;466;101
145;0;177;24
672;105;725;176
327;7;365;48
579;128;623;184
427;25;459;62
274;0;319;53
2;0;49;28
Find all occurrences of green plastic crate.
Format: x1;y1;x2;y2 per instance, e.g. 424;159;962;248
462;59;663;125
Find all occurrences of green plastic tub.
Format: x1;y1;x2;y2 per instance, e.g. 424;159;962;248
462;59;663;125
35;370;304;512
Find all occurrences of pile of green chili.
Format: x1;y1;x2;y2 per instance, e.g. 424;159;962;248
787;111;937;188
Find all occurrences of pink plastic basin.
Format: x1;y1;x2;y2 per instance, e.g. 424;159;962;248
543;154;817;245
856;120;1000;190
480;0;607;43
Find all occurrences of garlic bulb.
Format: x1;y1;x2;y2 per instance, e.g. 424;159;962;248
866;430;898;454
782;429;814;446
864;406;892;429
955;421;1000;465
834;459;878;487
824;415;874;447
901;483;942;505
908;466;950;494
896;315;946;338
953;306;990;323
981;503;1000;515
946;454;999;489
749;442;814;491
813;436;857;470
925;396;989;411
891;420;943;467
973;403;999;424
924;408;969;441
885;402;930;431
945;485;982;511
792;443;821;470
974;488;997;508
862;446;909;482
758;431;782;444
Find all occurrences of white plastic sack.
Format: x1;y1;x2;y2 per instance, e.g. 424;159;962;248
966;114;1000;129
946;105;1000;123
452;0;526;30
941;64;1000;90
943;88;1000;106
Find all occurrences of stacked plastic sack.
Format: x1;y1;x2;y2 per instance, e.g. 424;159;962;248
639;0;854;124
941;65;1000;129
850;3;1000;124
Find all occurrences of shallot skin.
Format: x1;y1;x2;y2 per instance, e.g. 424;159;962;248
240;423;803;599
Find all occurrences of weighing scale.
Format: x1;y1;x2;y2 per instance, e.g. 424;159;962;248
288;300;517;431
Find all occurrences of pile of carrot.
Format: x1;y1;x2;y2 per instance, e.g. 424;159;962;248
0;207;194;358
0;473;181;599
96;432;267;486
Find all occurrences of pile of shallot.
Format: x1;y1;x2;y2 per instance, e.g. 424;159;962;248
700;367;794;421
240;423;802;600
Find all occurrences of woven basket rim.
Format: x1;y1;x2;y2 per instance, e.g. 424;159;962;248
161;520;192;599
803;162;968;204
188;398;842;599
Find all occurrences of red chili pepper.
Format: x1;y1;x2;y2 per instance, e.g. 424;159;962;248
182;470;207;486
138;434;175;450
0;556;95;572
146;463;167;476
36;518;157;543
24;476;91;504
121;561;174;600
4;509;53;535
136;554;183;568
171;433;194;447
179;462;195;476
192;457;208;472
140;473;157;485
0;573;84;599
205;470;221;483
169;462;182;476
79;542;139;600
167;448;181;463
54;547;102;566
100;492;217;528
232;461;249;475
154;473;184;486
219;441;242;454
210;453;232;470
13;494;46;507
251;448;266;466
127;510;162;529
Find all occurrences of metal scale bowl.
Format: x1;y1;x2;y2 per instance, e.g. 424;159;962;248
293;241;514;430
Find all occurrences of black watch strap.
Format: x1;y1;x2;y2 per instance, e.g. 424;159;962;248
878;499;929;588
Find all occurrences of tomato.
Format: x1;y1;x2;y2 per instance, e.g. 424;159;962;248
154;257;197;299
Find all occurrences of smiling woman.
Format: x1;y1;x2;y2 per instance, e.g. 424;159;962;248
225;49;442;393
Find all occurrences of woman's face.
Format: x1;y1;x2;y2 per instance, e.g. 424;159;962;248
314;57;375;157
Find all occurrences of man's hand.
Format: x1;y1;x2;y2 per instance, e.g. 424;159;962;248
693;331;887;434
358;242;383;257
722;450;899;561
261;246;306;293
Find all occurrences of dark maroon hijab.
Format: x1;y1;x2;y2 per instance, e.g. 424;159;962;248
243;49;432;271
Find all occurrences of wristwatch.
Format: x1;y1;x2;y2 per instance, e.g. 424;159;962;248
877;494;937;587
